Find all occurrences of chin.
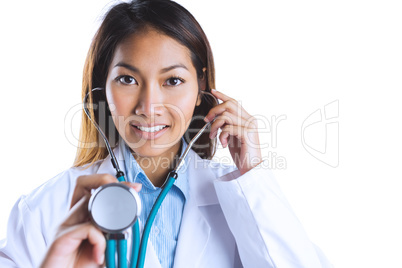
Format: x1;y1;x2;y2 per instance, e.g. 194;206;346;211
124;136;182;157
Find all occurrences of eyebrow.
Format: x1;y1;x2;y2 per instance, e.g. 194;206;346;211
114;62;189;73
161;64;188;73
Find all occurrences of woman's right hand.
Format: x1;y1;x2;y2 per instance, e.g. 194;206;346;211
41;174;142;268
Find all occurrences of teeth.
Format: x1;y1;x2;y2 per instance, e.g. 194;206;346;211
136;125;167;133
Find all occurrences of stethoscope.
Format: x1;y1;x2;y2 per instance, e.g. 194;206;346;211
83;88;217;268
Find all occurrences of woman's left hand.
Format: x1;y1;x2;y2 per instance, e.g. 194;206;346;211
204;89;262;175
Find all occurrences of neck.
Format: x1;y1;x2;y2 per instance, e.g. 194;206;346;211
133;142;182;187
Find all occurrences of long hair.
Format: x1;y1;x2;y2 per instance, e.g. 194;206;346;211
74;0;217;167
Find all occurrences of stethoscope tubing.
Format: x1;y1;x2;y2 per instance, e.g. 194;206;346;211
135;172;177;268
104;173;176;268
106;239;127;268
131;221;140;268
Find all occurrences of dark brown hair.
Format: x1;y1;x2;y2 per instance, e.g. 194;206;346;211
74;0;217;167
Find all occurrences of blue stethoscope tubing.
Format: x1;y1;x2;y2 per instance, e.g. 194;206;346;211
105;172;177;268
84;88;217;268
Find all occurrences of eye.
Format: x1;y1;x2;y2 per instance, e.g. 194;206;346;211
116;75;137;85
164;76;184;86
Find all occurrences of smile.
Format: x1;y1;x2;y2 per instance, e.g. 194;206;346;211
134;125;169;133
131;124;170;140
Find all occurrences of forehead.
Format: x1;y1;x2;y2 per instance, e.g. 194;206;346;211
110;29;194;71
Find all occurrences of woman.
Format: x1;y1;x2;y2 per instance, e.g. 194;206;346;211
0;0;332;267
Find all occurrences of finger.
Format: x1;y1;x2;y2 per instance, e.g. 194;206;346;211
87;224;106;265
62;196;90;228
204;104;236;123
71;174;118;208
121;182;142;192
219;128;231;148
209;111;249;139
219;125;244;148
54;222;106;265
204;97;251;123
210;89;233;102
219;124;260;148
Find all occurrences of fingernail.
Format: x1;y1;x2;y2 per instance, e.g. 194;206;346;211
211;89;216;91
131;183;142;191
204;116;209;122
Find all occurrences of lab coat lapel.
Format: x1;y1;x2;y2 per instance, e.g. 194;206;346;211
173;151;219;268
118;219;161;268
173;195;211;268
143;240;162;268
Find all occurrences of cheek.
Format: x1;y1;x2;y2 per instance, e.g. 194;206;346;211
106;89;129;117
105;92;132;139
182;101;196;119
170;92;198;128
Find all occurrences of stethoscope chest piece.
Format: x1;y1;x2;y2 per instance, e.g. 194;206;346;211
88;183;141;234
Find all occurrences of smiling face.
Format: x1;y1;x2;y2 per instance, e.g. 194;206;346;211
105;28;202;159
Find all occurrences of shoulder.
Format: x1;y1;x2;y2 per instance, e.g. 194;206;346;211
17;160;105;243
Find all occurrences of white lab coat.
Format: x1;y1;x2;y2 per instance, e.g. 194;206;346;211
0;146;332;268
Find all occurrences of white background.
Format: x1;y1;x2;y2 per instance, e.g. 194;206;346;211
0;0;401;267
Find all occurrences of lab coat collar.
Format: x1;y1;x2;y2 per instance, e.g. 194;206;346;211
181;150;220;206
96;144;220;268
119;138;190;201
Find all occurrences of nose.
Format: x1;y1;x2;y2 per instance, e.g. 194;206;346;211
134;82;163;117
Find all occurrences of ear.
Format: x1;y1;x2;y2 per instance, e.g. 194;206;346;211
196;68;207;106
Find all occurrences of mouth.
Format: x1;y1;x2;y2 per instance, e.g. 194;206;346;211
132;125;169;133
130;124;170;140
